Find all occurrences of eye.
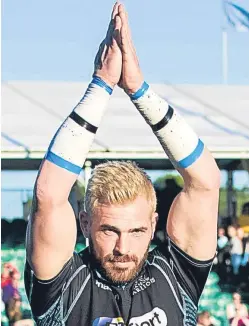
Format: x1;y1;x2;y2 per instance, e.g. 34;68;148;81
102;230;116;236
131;230;144;237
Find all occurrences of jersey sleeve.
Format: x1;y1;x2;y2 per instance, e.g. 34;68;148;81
156;236;214;306
24;252;81;317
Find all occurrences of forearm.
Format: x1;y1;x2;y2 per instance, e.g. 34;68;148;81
27;77;112;278
35;77;112;203
130;82;220;189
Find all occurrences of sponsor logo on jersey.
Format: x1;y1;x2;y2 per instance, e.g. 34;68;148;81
93;316;124;326
132;275;155;295
129;308;167;326
93;307;167;326
95;279;112;291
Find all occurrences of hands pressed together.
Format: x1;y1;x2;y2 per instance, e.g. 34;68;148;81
94;2;144;94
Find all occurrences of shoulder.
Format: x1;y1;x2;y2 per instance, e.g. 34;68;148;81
147;245;171;268
24;248;92;319
73;248;90;267
63;247;91;280
146;246;177;289
148;237;214;306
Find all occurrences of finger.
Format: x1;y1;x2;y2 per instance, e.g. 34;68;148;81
118;5;134;51
112;15;122;48
120;25;130;55
106;1;120;44
119;4;139;62
105;3;119;46
118;7;130;53
122;6;136;54
122;4;132;40
111;1;120;20
118;4;131;38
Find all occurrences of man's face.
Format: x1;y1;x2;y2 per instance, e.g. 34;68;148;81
88;196;157;284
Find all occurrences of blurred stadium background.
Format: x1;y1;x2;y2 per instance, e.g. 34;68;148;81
1;0;249;325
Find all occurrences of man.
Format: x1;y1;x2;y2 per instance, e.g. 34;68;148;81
1;263;19;288
227;292;249;322
228;226;243;279
2;270;22;325
238;202;249;234
24;3;220;326
216;227;229;282
155;178;182;244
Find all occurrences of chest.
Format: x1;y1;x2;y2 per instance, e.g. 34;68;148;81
66;271;186;326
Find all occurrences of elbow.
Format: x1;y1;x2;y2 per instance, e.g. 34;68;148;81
204;166;221;190
35;178;64;209
35;184;53;207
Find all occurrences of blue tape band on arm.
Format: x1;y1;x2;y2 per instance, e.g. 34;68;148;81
130;82;149;100
178;139;204;169
92;76;113;95
45;151;82;175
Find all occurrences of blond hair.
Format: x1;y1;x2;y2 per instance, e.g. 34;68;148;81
85;161;157;216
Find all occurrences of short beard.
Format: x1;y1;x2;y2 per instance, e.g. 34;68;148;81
89;237;150;285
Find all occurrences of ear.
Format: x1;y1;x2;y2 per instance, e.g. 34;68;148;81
151;212;158;239
79;210;91;238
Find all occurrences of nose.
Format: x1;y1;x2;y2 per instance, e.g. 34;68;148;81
114;234;129;256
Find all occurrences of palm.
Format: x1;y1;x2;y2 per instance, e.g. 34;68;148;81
94;42;122;88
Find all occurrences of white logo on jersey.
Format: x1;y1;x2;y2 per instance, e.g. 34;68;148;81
132;276;155;295
95;280;111;291
129;307;167;326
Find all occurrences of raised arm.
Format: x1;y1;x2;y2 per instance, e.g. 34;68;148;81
118;4;220;261
26;4;122;280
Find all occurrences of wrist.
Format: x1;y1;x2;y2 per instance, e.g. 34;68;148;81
92;75;113;95
125;80;145;96
93;73;116;90
128;81;149;100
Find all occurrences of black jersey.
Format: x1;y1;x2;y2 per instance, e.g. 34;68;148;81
24;237;213;326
